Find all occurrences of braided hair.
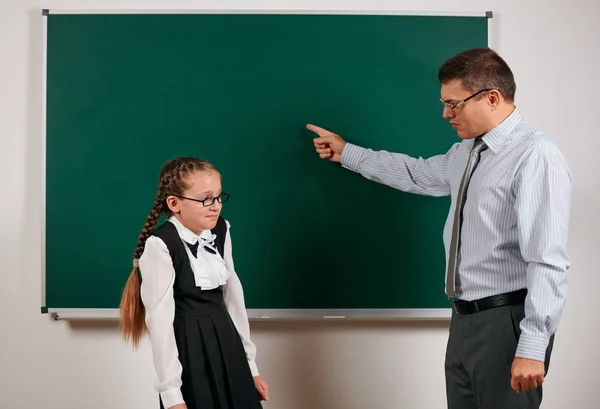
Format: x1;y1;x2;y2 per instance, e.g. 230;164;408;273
119;157;219;347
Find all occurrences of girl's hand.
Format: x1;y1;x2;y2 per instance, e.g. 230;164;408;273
254;376;269;401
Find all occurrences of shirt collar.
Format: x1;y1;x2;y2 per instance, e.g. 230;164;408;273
480;107;522;153
168;215;214;245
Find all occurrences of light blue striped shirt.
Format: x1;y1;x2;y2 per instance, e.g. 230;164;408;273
341;108;571;362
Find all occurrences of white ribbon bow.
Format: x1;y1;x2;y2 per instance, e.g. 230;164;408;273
197;233;217;253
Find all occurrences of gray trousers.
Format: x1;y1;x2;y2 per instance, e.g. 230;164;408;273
445;303;554;409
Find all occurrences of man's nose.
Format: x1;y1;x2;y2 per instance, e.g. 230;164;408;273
442;106;455;119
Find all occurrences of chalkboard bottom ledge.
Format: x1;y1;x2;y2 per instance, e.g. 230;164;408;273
47;308;451;321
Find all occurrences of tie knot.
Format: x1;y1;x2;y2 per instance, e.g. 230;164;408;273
472;138;487;154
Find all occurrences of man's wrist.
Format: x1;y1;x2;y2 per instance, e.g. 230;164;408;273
515;334;550;362
340;143;364;171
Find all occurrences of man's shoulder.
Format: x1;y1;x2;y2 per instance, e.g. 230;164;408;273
513;120;566;162
506;121;571;182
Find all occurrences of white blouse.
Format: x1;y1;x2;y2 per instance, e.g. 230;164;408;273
139;216;259;408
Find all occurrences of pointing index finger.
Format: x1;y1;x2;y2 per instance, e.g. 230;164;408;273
306;123;332;137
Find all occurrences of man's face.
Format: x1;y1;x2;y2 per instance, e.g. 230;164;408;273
440;80;490;139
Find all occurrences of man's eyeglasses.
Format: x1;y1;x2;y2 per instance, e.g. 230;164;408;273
169;192;231;207
440;89;491;111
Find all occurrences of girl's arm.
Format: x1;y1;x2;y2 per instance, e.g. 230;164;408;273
140;236;185;408
222;221;259;376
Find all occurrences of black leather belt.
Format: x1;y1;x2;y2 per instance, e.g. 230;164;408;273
452;289;527;315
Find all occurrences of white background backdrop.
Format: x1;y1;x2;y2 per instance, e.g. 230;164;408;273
1;0;598;408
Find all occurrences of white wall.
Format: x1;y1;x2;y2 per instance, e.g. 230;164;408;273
1;0;598;408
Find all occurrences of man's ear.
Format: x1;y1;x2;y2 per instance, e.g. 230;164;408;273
487;89;502;109
165;196;180;214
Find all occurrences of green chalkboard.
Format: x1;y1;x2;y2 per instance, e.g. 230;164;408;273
43;12;488;317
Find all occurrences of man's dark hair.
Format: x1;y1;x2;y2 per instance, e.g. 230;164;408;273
438;47;516;102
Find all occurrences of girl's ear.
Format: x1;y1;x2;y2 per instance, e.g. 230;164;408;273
165;196;181;214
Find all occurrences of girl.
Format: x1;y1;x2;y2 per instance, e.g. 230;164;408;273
120;157;268;409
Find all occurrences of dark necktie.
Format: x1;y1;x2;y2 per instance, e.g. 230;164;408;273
446;138;488;299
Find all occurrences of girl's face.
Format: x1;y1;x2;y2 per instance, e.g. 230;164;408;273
166;170;223;235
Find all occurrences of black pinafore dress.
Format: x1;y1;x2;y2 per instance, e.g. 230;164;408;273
153;217;262;409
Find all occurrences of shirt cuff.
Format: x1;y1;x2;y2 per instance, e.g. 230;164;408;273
340;143;365;172
248;360;259;377
160;387;184;408
248;361;258;377
515;334;550;362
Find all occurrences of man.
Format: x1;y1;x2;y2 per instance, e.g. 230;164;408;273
306;47;571;409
